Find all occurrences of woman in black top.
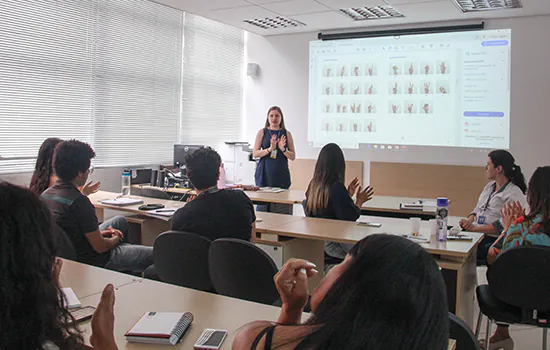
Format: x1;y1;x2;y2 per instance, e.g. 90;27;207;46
304;143;374;260
232;234;449;350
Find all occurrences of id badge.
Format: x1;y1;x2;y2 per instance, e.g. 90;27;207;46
477;215;486;225
270;149;277;159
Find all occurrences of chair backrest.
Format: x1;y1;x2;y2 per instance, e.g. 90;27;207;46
153;231;214;292
209;238;279;305
488;246;550;311
449;312;480;350
54;225;77;261
140;187;171;200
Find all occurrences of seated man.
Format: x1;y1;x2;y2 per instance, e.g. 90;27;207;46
42;140;152;273
172;147;256;241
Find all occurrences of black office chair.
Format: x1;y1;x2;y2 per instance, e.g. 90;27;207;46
475;246;550;350
140;187;172;200
152;231;214;292
209;238;279;305
53;225;77;261
449;312;480;350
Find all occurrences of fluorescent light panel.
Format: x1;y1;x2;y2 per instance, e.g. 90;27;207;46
339;6;404;21
453;0;522;12
243;16;305;29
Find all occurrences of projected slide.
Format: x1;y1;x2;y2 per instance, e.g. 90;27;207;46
308;29;511;149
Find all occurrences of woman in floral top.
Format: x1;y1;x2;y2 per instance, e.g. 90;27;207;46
483;166;550;350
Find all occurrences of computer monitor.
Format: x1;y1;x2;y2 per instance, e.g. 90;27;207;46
173;145;203;168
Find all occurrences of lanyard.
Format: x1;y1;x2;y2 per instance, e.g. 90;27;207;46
196;186;220;199
481;181;509;213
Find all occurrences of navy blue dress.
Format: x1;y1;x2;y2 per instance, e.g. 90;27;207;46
255;128;291;189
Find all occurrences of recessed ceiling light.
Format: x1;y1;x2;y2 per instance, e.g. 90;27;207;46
339;6;404;21
243;16;305;29
452;0;522;12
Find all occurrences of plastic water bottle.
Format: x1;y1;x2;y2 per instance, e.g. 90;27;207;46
121;169;131;196
436;197;449;242
217;163;226;189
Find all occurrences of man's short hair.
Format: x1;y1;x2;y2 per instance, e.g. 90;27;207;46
53;140;96;182
185;147;221;190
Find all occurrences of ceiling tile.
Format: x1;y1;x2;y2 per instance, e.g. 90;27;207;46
316;0;388;10
208;5;278;22
383;0;443;5
260;0;331;15
291;10;352;28
245;0;290;4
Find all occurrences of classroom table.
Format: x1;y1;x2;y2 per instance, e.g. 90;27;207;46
254;213;482;328
131;184;439;218
64;261;456;350
59;259;140;298
88;191;476;326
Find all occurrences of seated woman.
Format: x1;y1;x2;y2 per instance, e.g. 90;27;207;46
233;234;449;350
459;150;527;265
0;182;117;350
481;166;550;350
304;143;374;263
30;137;100;195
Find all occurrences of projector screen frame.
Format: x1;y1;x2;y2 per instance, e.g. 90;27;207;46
318;22;485;41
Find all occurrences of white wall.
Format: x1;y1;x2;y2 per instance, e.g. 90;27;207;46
244;15;550;184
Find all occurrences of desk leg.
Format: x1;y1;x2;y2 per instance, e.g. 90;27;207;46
282;238;324;293
456;252;477;328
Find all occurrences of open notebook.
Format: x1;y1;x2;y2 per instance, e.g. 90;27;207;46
125;312;194;345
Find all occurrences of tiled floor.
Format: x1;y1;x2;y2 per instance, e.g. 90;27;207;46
475;266;546;350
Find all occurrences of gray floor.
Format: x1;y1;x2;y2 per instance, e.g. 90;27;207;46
476;266;546;350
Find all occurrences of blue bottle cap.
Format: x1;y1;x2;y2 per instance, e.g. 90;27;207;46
437;197;448;207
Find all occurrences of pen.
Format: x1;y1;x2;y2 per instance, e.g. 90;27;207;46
156;209;176;212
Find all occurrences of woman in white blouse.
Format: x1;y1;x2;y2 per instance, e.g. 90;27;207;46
459;150;527;265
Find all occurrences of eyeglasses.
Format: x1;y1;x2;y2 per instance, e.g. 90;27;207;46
88;166;95;175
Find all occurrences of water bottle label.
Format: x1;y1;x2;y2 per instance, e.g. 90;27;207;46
437;208;448;218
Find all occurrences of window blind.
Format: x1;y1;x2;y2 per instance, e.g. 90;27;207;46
0;1;95;173
181;13;244;149
91;0;183;167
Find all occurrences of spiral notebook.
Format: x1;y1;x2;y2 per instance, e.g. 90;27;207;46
125;312;193;345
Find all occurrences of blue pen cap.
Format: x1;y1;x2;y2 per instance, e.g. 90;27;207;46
437;197;448;207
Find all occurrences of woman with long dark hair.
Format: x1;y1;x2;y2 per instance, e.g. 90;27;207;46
29;137;63;194
304;143;373;262
253;106;296;190
30;138;100;195
482;166;550;349
0;182;117;350
459;150;527;265
233;234;449;350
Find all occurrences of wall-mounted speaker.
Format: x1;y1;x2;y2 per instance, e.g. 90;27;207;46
247;63;259;77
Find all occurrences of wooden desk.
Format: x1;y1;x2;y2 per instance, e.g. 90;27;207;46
260;213;482;327
132;184;305;205
88;191;184;245
255;212;303;234
71;264;456;350
78;278;288;349
363;196;437;218
133;185;443;219
59;260;139;298
89;190;185;217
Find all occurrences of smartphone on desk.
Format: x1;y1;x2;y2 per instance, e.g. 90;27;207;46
194;329;228;349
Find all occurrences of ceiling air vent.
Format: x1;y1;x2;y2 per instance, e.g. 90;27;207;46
243;16;305;29
453;0;522;12
339;6;404;21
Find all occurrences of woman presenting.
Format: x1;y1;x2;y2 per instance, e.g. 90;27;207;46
253;106;296;189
